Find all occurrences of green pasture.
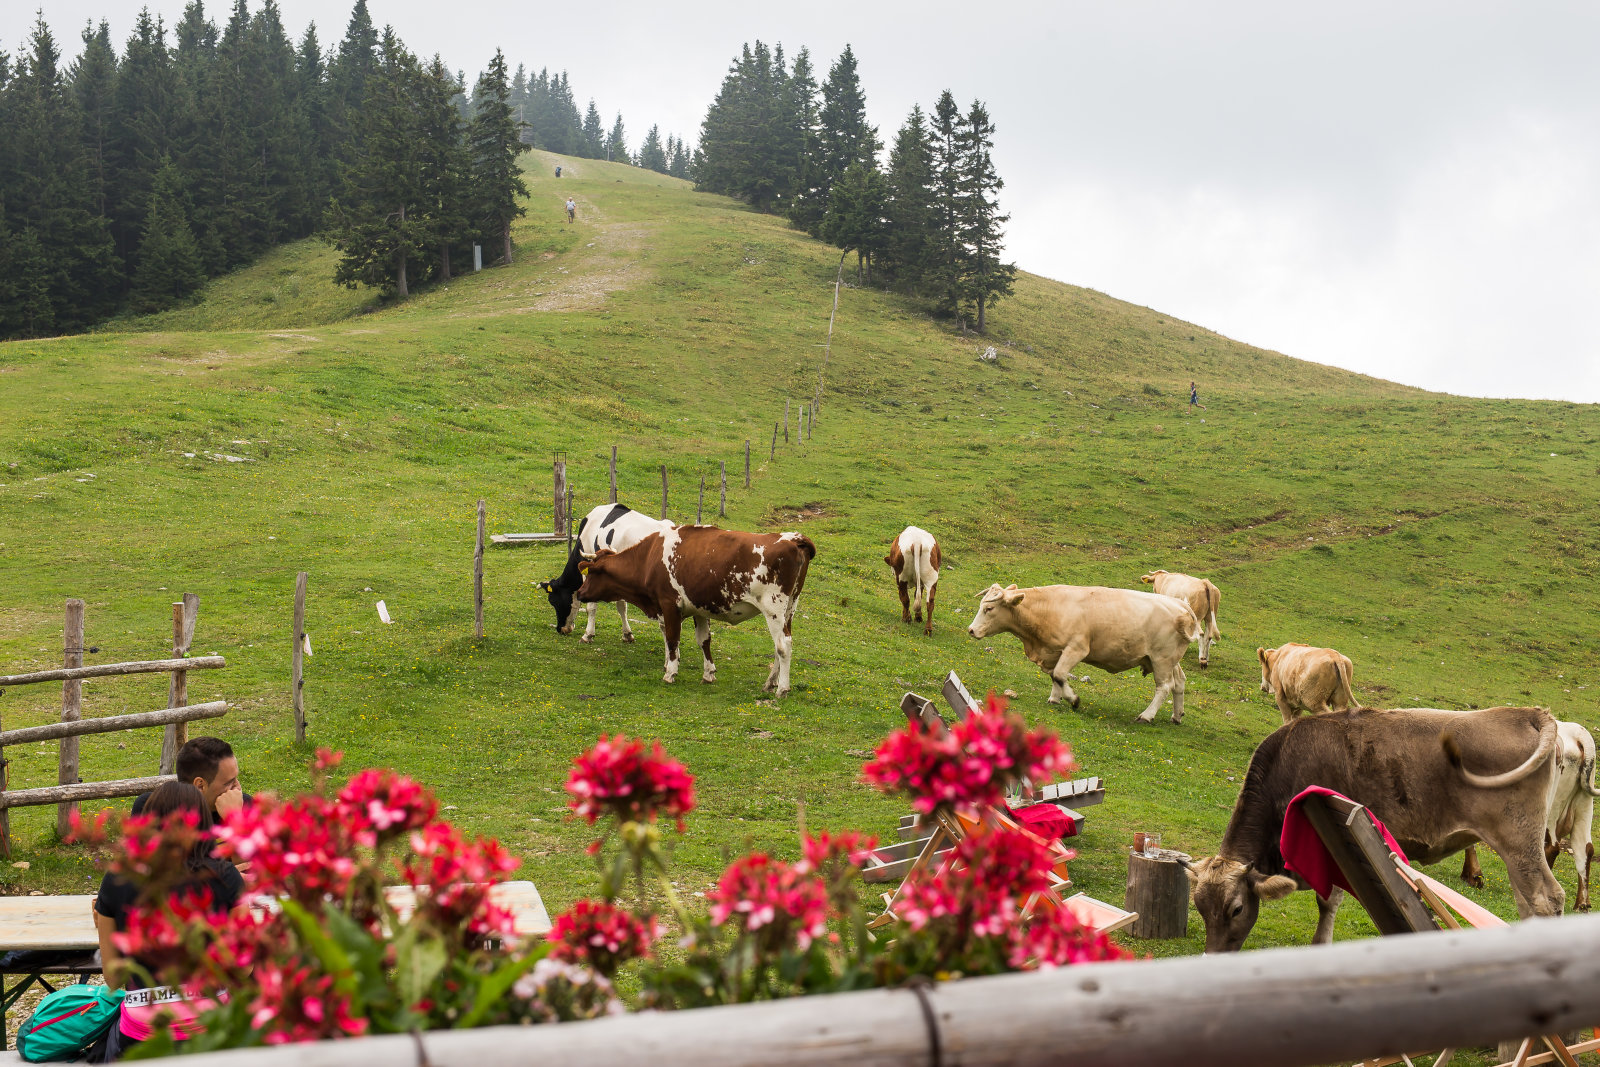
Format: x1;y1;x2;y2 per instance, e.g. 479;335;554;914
3;147;1599;1012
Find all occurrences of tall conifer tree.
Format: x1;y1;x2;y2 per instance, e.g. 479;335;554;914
955;99;1016;332
882;105;937;292
129;158;204;311
605;113;627;163
466;50;529;265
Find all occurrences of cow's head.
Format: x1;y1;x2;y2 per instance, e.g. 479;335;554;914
537;577;580;635
574;549;622;605
1186;855;1298;952
1257;647;1277;694
1139;570;1167;585
967;583;1025;639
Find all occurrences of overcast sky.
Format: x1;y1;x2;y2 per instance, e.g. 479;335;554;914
10;1;1599;402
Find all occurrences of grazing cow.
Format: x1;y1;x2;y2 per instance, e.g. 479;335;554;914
537;504;673;642
575;526;816;695
1461;719;1599;910
1258;643;1355;724
1188;706;1563;953
885;526;941;635
966;583;1201;723
1139;570;1221;666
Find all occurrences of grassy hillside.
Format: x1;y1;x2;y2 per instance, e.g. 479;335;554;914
4;145;1599;1003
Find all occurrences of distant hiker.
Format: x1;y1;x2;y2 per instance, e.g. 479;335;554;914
555;165;562;177
1190;381;1205;410
565;198;576;223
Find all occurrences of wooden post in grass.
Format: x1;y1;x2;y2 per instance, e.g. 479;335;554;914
57;598;85;837
1;703;10;855
744;441;751;488
770;423;778;461
608;446;618;504
292;572;307;744
161;594;198;775
566;489;574;553
553;454;569;538
660;465;668;520
784;400;789;443
697;475;705;523
474;500;486;639
719;461;727;518
1126;849;1189;939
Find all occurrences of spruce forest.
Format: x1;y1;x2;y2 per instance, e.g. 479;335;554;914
0;0;684;338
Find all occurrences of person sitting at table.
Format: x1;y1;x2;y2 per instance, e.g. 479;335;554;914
132;737;250;824
93;781;244;1060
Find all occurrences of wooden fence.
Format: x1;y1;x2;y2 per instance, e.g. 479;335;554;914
167;910;1600;1067
0;597;228;855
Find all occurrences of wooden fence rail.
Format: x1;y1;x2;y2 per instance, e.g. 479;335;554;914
0;657;227;688
169;912;1600;1067
0;774;176;811
0;701;227;748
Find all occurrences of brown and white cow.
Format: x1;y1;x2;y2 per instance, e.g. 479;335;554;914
1258;643;1355;724
575;525;816;696
1461;718;1599;910
885;526;941;635
1188;706;1564;953
966;583;1202;723
1139;570;1221;666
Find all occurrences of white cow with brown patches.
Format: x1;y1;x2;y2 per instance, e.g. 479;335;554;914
1139;570;1221;666
885;526;941;635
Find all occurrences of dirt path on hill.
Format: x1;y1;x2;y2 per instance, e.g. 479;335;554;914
516;159;650;314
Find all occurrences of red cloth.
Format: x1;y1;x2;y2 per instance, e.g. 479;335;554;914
1009;802;1077;840
1280;785;1409;899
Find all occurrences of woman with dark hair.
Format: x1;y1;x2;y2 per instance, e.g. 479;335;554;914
92;780;243;1060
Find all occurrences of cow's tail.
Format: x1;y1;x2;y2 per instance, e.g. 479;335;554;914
1205;582;1222;640
1576;727;1600;798
1177;609;1202;644
1443;711;1558;789
908;538;929;595
1331;656;1354;711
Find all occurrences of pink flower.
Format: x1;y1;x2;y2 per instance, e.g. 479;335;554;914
707;853;830;953
547;899;656;977
566;735;696;830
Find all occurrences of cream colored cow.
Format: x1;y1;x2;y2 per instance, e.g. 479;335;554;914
1257;643;1355;724
1139;570;1221;666
968;583;1201;723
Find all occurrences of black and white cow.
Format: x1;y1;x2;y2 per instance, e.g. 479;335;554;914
538;504;674;641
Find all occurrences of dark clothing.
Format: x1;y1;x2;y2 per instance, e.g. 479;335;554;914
95;861;242;934
131;791;252;821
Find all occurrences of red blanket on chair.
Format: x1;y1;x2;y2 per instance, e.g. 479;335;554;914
1280;785;1408;899
1008;802;1077;840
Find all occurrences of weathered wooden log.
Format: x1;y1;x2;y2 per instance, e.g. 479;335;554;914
168;913;1600;1067
660;465;668;520
608;446;618;504
553;455;568;537
784;399;789;443
0;705;10;855
743;441;750;489
719;461;726;518
1125;849;1190;939
474;500;486;639
696;474;704;524
770;422;778;461
292;572;307;744
0;701;228;748
3;774;175;810
58;599;84;837
0;656;227;688
162;594;198;775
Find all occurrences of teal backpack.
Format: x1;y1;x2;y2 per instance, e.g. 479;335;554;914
16;984;125;1062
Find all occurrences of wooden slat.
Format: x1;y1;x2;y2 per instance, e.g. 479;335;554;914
0;656;226;688
862;847;957;884
1301;794;1436;935
0;774;174;810
942;671;980;718
0;701;228;747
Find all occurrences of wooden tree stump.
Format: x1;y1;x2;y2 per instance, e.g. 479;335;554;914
1125;849;1190;939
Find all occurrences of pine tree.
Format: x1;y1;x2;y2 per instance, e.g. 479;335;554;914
882;105;937;292
129;158;204;311
581;100;604;158
926;90;965;318
781;47;822;230
466;50;529;265
71;22;117;223
695;41;789;210
324;0;378;166
638;125;668;173
804;44;879;235
0;221;56;338
293;24;333;235
109;10;184;264
666;136;691;179
420;55;469;281
605;113;627;164
821;160;887;283
955;99;1016;333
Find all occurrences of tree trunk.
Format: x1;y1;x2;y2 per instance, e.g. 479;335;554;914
977;294;987;333
503;222;513;265
440;243;451;281
396;204;409;298
865;251;872;285
1125;850;1189;939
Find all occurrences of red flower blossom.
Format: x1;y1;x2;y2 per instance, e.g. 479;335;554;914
708;853;830;952
547;899;656;977
401;822;521;946
566;735;696;829
248;960;369;1044
797;830;879;875
862;693;1074;815
898;825;1060;938
1007;905;1130;968
338;768;438;847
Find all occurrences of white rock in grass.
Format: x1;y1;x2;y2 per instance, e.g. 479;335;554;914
376;601;392;624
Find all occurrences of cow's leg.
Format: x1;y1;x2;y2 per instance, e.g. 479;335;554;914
1167;664;1188;724
897;579;911;623
1489;830;1566;918
1460;844;1486;889
1275;693;1298;726
1047;645;1086;707
695;615;715;684
1196;631;1210;668
660;605;682;684
580;601;599;643
761;607;794;696
616;602;635;643
923;581;937;636
1573;795;1593;911
1312;887;1344;944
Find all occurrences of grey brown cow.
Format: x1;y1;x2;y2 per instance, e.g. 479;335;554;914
1188;705;1564;953
1257;643;1355;724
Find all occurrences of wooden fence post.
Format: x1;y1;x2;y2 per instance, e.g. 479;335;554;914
567;489;574;553
770;423;778;461
161;594;198;776
1;703;10;856
57;598;85;837
292;573;307;744
719;461;727;518
660;465;668;520
744;441;751;488
800;406;807;443
553;454;569;537
784;400;790;443
609;446;618;504
806;404;813;439
697;475;704;524
474;500;486;639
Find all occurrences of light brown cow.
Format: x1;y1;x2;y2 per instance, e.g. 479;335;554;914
966;583;1201;723
1189;705;1564;952
1461;718;1599;910
885;526;941;635
1140;570;1221;666
1258;643;1355;724
575;525;816;696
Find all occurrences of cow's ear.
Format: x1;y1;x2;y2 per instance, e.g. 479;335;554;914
884;555;894;566
1140;572;1156;584
537;580;551;591
1180;856;1204;884
1257;647;1270;666
1001;586;1025;606
1249;871;1298;901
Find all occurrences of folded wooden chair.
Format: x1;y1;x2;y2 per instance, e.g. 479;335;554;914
1295;790;1598;1067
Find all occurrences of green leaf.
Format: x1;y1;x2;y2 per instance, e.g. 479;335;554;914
455;943;548;1030
395;926;450;1010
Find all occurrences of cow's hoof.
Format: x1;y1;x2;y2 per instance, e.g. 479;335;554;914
662;674;677;684
580;635;594;644
923;627;933;637
1047;695;1061;705
1578;899;1592;912
774;686;791;698
1135;712;1157;724
914;611;923;622
701;673;716;684
1070;695;1081;710
622;632;635;643
1199;661;1209;669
